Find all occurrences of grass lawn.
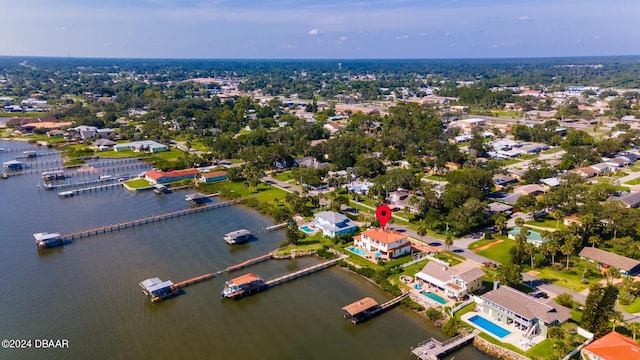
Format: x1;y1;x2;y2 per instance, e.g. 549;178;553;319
541;147;563;154
425;175;447;181
273;233;334;256
491;110;523;118
533;265;601;293
476;237;514;264
124;178;152;189
501;158;521;166
620;297;640;313
94;149;149;158
525;215;565;230
526;339;554;360
273;171;295;182
468;238;499;251
199;181;289;204
625;177;640;186
629;166;640;172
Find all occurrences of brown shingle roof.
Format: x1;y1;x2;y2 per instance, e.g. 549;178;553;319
482;286;571;324
342;297;378;316
578;247;640;273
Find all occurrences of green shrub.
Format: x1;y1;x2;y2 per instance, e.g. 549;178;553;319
555;293;574;308
426;307;444;321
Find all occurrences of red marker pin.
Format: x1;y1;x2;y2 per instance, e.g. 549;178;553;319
376;205;392;229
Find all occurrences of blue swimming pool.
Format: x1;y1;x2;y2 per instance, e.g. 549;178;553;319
421;291;447;305
300;225;315;234
468;315;511;338
347;246;367;257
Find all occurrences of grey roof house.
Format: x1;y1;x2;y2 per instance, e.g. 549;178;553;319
313;211;358;238
579;247;640;276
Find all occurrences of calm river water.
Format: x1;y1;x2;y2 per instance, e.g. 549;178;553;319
0;140;494;360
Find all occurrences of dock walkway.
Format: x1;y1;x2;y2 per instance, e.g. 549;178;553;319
265;255;346;287
58;183;123;197
226;253;273;272
59;199;240;241
411;329;480;360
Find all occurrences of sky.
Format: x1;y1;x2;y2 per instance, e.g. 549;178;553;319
0;0;639;59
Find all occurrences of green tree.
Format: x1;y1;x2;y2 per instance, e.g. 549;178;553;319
492;212;508;236
285;220;300;245
416;221;428;246
581;283;620;338
497;263;522;287
627;321;640;341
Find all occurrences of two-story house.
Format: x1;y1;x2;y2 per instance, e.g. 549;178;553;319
415;261;485;300
352;228;411;260
313;211;358;238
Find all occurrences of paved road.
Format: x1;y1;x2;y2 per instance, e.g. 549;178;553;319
261;175;303;194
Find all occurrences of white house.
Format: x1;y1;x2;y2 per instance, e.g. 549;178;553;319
415;261;485;300
313;211;358;238
114;140;168;153
352;228;411;260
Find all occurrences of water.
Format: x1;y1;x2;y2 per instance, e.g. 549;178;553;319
0;140;495;360
300;225;315;234
468;315;512;338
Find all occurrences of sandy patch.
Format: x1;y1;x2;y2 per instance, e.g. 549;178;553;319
472;239;503;252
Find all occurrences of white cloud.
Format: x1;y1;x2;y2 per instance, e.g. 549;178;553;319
593;35;601;40
339;36;347;41
308;28;318;36
516;15;532;21
396;34;409;40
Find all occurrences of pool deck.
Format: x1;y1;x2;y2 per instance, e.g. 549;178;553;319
460;311;544;351
407;280;454;308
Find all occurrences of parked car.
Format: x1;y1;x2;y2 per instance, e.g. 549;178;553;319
534;292;548;299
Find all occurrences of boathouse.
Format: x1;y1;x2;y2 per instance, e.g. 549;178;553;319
342;297;379;324
139;278;177;302
145;168;199;184
185;192;208;204
221;273;266;299
3;160;23;170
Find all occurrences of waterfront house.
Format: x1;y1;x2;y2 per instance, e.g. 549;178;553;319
313;211;358;238
114;140;168;153
415;261;485;301
145;168;200;184
197;170;228;183
139;278;177;302
580;331;640;360
352;228;411;260
508;227;549;247
342;297;379;324
477;284;571;338
578;247;640;277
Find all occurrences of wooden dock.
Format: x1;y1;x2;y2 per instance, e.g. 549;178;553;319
226;253;273;272
46;177;118;190
58;182;123;196
411;329;480;360
170;270;226;290
264;255;346;287
58;199;240;241
264;222;287;232
346;292;409;325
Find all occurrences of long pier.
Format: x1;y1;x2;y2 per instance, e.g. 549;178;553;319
58;183;123;197
264;223;288;232
411;329;480;360
59;199;240;241
46;177;118;190
264;255;346;287
226;253;274;272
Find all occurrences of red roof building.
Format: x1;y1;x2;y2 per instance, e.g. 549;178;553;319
581;331;640;360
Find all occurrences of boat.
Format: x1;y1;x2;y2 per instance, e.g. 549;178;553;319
139;277;179;303
58;191;75;197
224;229;252;244
221;273;266;299
33;232;64;248
1;172;7;179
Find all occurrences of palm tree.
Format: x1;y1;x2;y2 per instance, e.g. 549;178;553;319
588;235;601;248
416;221;428;247
552;209;565;229
560;240;575;270
611;311;624;331
515;217;525;228
445;234;453;251
524;242;537;269
628;321;640;341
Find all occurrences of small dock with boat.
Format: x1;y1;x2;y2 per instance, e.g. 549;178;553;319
342;292;409;324
411;329;479;360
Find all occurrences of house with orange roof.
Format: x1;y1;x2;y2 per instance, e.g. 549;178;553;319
581;331;640;360
197;170;228;183
144;168;199;184
352;228;411;260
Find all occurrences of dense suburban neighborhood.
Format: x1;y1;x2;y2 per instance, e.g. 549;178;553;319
4;57;640;359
